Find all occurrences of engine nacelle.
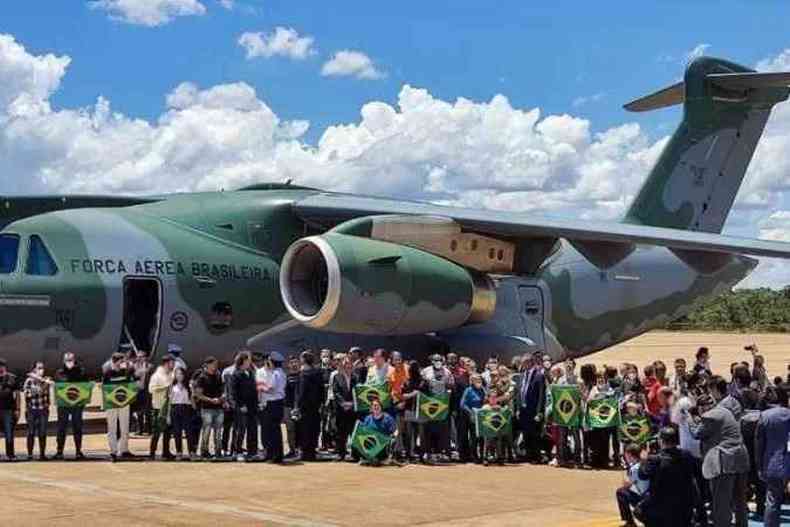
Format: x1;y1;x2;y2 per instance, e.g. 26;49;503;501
279;233;496;335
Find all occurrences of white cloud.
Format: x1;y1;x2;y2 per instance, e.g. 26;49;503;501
238;28;316;61
2;34;790;287
685;43;711;64
89;0;206;27
321;50;385;80
218;0;233;9
756;49;790;72
572;92;606;108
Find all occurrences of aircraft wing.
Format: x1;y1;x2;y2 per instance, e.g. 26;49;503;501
292;193;790;259
0;195;159;230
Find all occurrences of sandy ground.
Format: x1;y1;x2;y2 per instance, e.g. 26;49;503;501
0;331;787;527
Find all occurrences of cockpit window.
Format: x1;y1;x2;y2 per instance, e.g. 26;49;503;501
0;234;20;273
26;235;58;276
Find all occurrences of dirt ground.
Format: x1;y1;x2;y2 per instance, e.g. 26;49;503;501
0;331;787;527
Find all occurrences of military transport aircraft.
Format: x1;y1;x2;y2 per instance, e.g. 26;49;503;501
2;56;790;373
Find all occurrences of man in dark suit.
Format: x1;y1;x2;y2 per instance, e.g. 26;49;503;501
638;426;698;527
331;353;357;461
755;385;790;527
297;350;326;461
691;376;750;527
515;352;546;463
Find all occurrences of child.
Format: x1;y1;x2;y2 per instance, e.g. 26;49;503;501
615;443;650;527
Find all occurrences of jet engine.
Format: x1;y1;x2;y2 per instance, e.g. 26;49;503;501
279;233;496;335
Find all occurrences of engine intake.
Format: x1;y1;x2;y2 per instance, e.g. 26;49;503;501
280;234;495;335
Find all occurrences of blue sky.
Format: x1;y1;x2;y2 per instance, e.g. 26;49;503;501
3;1;789;141
1;1;790;286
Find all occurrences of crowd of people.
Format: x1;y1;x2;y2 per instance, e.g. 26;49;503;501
0;343;787;527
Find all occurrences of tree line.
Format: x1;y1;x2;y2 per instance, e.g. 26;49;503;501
667;287;790;332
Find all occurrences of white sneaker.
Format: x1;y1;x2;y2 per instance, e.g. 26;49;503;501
236;454;245;462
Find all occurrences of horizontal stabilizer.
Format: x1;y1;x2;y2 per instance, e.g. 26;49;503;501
624;58;790;113
623;81;685;112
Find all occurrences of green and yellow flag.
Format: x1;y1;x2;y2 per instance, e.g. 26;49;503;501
350;422;392;461
586;397;620;429
549;385;582;428
101;382;139;410
54;382;94;408
416;392;450;422
353;382;392;412
474;406;513;439
619;415;652;444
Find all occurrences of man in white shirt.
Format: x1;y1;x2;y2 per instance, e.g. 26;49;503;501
259;352;287;463
616;443;650;527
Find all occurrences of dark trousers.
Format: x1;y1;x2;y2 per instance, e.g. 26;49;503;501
616;488;641;524
132;391;151;434
56;407;84;454
170;404;196;455
421;420;449;456
150;408;172;457
518;410;542;461
692;457;709;527
0;409;14;457
262;400;284;461
764;477;786;527
26;409;48;456
235;408;258;457
456;411;472;461
709;473;748;527
300;409;321;460
334;409;356;459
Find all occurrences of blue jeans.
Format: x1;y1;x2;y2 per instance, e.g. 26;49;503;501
200;408;223;456
764;477;787;527
0;409;15;457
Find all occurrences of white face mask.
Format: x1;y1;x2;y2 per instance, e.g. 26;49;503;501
36;368;44;376
64;361;75;369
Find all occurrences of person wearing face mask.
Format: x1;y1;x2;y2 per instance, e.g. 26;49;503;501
297;350;326;462
693;347;712;377
54;352;88;460
103;352;136;462
551;358;582;467
23;361;52;460
587;372;616;469
283;355;301;459
420;354;454;464
258;352;287;463
231;351;259;462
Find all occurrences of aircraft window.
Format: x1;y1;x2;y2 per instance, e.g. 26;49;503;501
26;235;58;276
0;234;20;273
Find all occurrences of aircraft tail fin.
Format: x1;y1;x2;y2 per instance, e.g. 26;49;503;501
623;57;790;233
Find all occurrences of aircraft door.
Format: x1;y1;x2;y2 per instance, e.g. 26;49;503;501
120;277;163;357
517;285;546;351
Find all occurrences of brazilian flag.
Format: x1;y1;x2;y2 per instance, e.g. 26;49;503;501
549;385;582;428
619;415;652;444
586;397;620;429
416;392;450;422
55;382;94;408
353;383;392;412
101;382;139;410
350;422;392;461
474;406;513;439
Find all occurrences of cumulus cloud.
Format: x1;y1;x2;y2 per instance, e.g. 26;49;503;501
89;0;206;27
238;27;316;61
218;0;233;9
2;33;790;287
321;50;385;80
